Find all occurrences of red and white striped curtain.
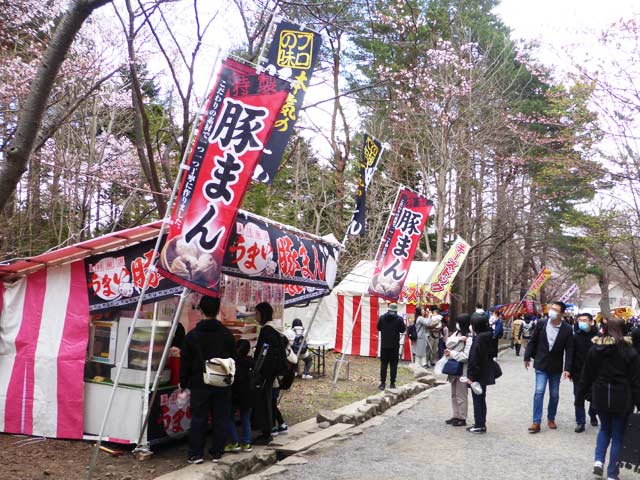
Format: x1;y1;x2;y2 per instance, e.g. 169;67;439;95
0;262;89;439
334;295;412;361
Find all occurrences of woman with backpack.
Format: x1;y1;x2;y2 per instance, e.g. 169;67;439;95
252;302;288;444
443;314;472;427
410;307;430;367
466;312;499;434
578;317;640;480
286;318;313;379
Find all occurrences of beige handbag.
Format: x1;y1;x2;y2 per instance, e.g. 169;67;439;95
203;357;236;387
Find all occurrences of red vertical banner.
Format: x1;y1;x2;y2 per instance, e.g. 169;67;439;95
158;58;289;296
368;188;433;302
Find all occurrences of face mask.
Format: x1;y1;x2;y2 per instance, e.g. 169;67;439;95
548;310;559;321
578;322;590;332
456;323;461;331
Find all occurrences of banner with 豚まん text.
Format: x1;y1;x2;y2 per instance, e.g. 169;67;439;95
158;58;289;296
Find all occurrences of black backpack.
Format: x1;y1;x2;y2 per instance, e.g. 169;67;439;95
292;334;308;355
407;323;418;341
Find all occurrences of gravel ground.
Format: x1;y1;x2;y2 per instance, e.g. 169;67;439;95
273;351;624;480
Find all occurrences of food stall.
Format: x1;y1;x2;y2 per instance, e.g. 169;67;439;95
0;210;340;445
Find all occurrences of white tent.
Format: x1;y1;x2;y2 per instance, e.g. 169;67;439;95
285;260;445;359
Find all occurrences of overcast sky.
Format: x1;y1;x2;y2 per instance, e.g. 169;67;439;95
493;0;639;77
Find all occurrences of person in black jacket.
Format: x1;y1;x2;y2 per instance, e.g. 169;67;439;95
524;301;574;434
578;318;640;480
631;324;640;356
571;313;598;433
377;303;406;390
252;302;286;444
179;296;236;464
226;339;254;453
466;313;499;434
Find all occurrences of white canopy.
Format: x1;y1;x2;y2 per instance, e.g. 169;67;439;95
284;260;441;349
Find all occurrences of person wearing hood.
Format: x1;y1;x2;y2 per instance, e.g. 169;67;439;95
377;303;406;390
180;296;236;465
577;317;640;480
571;313;598;433
524;301;574;434
286;318;313;379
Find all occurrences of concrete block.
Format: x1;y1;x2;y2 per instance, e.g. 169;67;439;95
316;409;345;425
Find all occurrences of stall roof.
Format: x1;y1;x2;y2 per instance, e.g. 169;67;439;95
0;221;164;280
0;210;342;281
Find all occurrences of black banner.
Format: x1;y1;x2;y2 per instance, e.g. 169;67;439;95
346;134;383;236
86;239;182;313
255;21;322;184
222;211;340;290
284;286;331;308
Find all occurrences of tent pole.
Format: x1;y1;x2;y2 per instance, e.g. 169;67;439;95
134;287;190;449
329;298;365;397
86;52;221;480
139;301;159;448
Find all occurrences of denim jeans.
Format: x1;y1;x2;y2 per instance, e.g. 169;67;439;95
228;407;252;445
472;385;487;428
532;370;561;424
595;412;629;479
573;381;596;426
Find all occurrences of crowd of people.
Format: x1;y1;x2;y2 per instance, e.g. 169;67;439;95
178;296;311;465
177;293;640;478
398;300;640;480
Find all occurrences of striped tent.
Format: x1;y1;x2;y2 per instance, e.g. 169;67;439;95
295;260;450;360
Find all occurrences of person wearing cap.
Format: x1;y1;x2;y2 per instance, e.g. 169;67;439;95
377;303;406;390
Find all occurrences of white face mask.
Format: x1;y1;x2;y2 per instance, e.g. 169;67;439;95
548;310;559;321
456;323;461;331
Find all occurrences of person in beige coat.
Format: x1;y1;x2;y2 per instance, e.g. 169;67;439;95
444;314;472;427
425;306;443;366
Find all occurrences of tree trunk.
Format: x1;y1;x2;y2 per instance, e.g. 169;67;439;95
598;269;612;317
0;0;113;212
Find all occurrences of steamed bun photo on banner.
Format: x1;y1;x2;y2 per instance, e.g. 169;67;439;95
368;188;433;302
158;58;289;296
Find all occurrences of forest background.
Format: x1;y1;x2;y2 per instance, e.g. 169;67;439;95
2;0;640;318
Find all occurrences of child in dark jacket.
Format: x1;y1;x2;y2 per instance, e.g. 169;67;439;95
226;340;255;452
571;313;598;432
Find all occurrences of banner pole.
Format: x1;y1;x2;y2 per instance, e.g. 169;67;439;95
134;287;191;449
87;50;222;480
139;301;159;448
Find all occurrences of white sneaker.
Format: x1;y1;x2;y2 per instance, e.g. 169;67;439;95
302;374;313;380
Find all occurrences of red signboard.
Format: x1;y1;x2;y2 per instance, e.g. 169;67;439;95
158;58;289;296
368;188;432;301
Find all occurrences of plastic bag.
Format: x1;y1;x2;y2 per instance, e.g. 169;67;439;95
434;357;447;375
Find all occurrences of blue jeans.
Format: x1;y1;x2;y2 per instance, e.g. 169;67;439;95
472;385;487;428
573;382;596;426
595;412;628;479
532;370;561;424
227;406;252;445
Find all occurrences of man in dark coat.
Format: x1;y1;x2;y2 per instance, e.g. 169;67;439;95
377;303;406;390
180;296;236;464
571;313;598;433
524;301;574;434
